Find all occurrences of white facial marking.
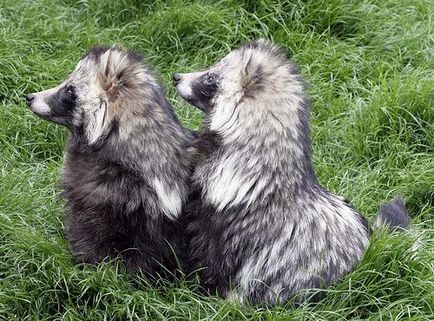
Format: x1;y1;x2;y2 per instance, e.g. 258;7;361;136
29;85;61;115
174;72;202;100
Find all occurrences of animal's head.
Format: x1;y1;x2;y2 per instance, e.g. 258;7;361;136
26;46;153;145
173;39;303;132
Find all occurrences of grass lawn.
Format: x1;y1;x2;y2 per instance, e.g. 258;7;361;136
0;0;433;319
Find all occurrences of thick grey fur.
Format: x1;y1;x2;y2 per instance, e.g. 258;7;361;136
27;46;194;275
174;39;410;304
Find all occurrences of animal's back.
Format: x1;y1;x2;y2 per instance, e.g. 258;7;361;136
235;189;369;304
187;180;370;304
62;140;186;274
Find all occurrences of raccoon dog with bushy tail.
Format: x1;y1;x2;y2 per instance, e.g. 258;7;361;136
26;46;194;274
173;39;409;304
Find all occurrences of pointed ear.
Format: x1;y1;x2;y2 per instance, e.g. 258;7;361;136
101;49;125;102
243;52;254;77
86;101;109;145
242;51;264;98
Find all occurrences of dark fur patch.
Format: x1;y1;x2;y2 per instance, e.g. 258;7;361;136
189;73;219;112
375;195;409;230
63;155;184;274
44;84;78;126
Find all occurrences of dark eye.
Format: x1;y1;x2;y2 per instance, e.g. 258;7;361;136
203;74;216;87
64;85;76;97
62;85;77;102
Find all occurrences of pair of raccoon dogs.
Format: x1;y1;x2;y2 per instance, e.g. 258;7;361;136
27;40;409;304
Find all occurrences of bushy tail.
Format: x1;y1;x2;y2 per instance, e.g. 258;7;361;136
372;195;410;231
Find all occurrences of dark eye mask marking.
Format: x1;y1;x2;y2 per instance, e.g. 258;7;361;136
46;84;78;122
190;73;219;112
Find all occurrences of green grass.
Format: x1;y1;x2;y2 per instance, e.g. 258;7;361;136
0;0;433;319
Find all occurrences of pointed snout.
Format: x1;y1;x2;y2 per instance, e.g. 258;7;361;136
26;93;35;107
172;73;182;86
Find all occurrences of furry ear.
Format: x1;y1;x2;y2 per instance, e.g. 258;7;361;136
85;101;109;145
100;46;145;102
242;51;265;98
102;49;125;102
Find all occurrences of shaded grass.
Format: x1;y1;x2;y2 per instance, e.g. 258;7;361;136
0;0;433;320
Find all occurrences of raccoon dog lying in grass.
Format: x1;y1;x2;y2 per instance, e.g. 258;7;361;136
173;39;409;304
26;46;194;275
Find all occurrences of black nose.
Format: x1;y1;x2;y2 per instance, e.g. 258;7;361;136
26;93;35;107
172;73;181;86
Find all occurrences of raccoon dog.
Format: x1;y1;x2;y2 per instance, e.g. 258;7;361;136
173;39;409;304
26;46;194;274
